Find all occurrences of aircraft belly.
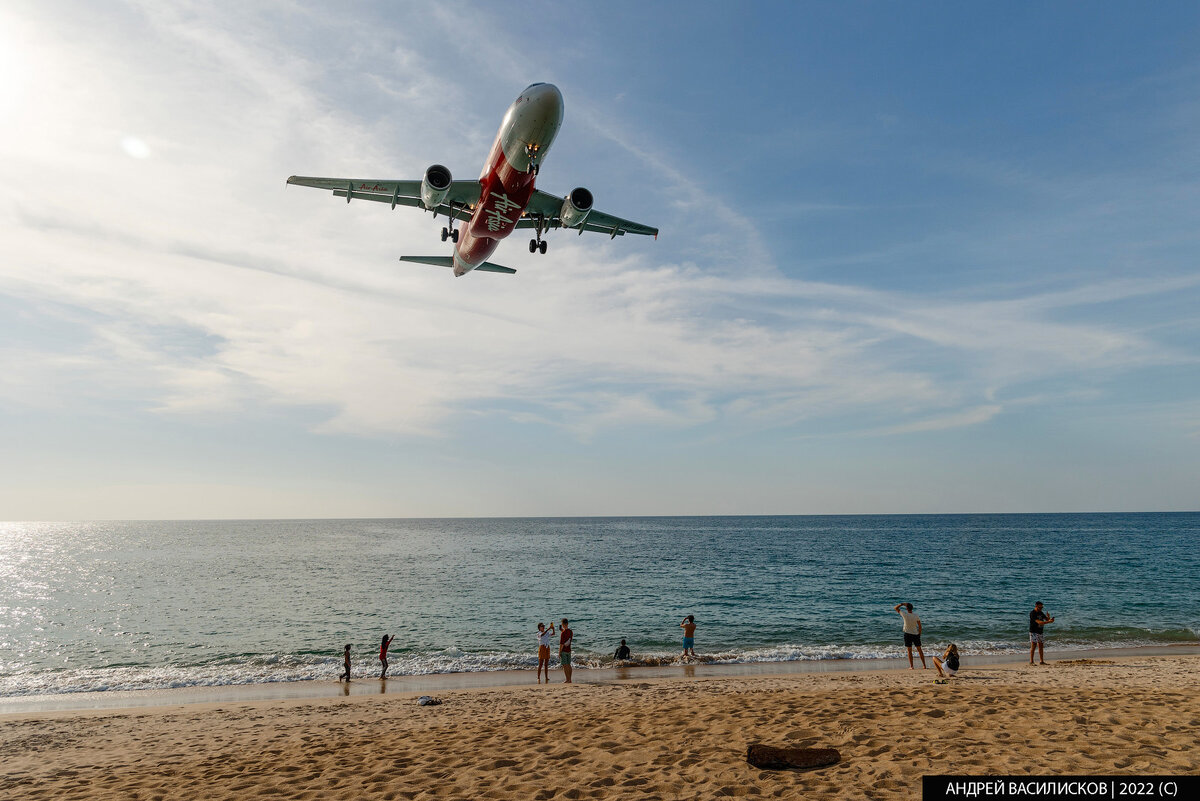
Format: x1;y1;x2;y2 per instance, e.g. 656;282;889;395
467;154;536;240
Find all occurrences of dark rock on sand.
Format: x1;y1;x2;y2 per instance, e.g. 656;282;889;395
746;744;840;770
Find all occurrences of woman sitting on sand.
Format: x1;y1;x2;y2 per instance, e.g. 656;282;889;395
536;622;556;684
933;643;959;682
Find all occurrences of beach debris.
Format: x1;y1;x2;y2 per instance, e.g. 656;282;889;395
746;744;840;771
416;696;443;706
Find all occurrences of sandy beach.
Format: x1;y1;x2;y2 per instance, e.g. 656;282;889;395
2;653;1196;800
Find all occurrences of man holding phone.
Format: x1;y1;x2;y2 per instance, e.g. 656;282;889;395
1029;601;1055;665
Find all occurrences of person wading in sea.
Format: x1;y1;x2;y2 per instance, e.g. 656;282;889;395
379;634;395;679
680;615;697;659
614;639;631;661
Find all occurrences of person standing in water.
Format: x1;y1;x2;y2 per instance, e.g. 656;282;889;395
536;621;556;684
379;634;395;679
614;639;631;660
680;615;697;659
338;644;352;682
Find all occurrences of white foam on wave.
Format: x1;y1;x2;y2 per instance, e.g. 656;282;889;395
2;636;1192;697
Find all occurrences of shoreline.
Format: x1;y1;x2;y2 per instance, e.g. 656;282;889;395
4;642;1196;716
4;652;1197;800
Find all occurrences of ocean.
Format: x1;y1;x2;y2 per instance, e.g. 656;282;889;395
1;514;1197;697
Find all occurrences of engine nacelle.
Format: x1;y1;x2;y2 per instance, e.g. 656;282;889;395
421;164;452;210
559;187;593;229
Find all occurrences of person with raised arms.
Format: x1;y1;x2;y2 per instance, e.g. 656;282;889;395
894;602;927;669
680;615;697;659
379;634;395;679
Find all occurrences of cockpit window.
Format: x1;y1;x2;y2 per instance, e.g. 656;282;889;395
524;82;546;91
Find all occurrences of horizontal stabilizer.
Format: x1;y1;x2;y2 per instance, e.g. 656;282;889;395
474;262;517;274
398;256;516;275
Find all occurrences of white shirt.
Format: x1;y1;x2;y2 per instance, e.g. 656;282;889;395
899;609;921;635
537;629;553;647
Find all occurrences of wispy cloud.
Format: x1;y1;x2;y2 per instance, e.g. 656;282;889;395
2;0;1198;453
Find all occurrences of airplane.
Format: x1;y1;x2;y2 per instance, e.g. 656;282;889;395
286;83;658;277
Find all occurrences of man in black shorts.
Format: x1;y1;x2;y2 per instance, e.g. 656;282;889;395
894;602;926;669
1029;601;1055;665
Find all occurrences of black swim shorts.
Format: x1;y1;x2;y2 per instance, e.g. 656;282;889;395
904;632;921;647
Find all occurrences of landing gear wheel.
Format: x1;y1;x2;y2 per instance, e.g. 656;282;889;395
451;229;459;243
441;227;449;242
529;239;538;253
539;240;547;254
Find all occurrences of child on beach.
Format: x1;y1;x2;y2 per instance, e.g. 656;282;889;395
933;643;959;682
339;644;351;682
536;622;556;684
379;634;395;679
680;615;697;658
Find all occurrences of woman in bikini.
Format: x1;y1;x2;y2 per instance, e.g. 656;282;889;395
536;622;556;684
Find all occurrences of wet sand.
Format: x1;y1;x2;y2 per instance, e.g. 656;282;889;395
4;644;1195;715
3;653;1197;800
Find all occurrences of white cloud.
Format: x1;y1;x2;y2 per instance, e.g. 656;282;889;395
1;0;1197;455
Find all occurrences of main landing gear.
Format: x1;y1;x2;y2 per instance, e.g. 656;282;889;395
438;202;461;243
528;212;548;254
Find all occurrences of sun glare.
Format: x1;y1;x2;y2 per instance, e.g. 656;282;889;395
121;136;152;159
0;17;32;119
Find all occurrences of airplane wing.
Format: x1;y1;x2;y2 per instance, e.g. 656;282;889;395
519;189;658;238
286;176;481;222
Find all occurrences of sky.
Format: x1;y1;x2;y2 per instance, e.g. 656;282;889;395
1;1;1198;518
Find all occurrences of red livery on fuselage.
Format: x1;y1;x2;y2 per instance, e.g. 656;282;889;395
456;84;561;272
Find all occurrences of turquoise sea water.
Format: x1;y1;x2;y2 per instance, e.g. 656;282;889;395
1;514;1197;696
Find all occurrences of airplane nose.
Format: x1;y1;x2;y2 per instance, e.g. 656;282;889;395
526;83;563;116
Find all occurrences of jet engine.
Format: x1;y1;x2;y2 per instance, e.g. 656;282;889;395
421;164;452;210
559;187;593;229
